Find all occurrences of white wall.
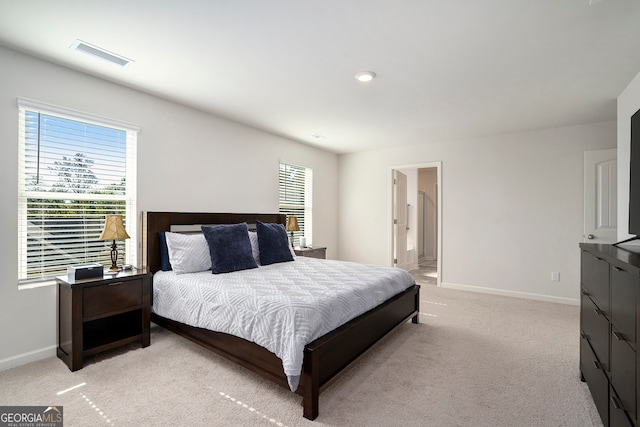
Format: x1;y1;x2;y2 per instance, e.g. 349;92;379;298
617;69;640;242
338;122;616;304
0;46;338;369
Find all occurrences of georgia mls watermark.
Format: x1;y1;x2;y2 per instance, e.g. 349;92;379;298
0;406;63;427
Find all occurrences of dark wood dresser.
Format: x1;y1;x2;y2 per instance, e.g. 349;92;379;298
57;269;152;371
580;243;640;427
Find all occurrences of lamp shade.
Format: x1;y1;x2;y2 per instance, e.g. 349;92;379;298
285;216;300;232
99;215;130;241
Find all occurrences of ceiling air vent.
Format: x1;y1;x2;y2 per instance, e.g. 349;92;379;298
70;40;133;67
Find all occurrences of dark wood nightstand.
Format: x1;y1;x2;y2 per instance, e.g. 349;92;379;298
294;247;327;259
56;269;152;371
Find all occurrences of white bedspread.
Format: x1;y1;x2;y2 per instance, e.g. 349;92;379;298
152;256;415;391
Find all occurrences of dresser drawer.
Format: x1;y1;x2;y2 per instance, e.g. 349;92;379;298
611;265;637;349
83;280;142;319
294;247;326;259
581;250;610;314
581;291;610;370
611;386;635;427
301;248;325;259
581;336;610;427
611;327;636;421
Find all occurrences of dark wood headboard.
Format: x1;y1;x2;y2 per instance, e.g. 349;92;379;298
142;212;286;273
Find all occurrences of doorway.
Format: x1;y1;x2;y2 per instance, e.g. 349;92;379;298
391;162;442;287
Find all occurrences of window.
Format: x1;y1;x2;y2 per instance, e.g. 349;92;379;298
279;161;313;244
17;98;138;285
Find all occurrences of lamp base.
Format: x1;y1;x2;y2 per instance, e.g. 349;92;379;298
109;240;120;272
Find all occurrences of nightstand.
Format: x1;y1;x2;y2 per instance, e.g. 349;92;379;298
56;269;152;371
294;247;327;259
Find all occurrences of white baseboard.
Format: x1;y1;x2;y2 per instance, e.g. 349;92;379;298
0;346;57;372
440;282;579;306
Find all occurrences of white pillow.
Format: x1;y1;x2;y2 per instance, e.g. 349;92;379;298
248;231;261;266
164;232;211;274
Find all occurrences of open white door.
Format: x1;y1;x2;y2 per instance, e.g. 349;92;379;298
584;149;617;243
393;170;408;268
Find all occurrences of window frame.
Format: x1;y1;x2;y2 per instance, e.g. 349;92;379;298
17;98;139;286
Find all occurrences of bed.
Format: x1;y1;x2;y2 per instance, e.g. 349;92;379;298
142;211;420;420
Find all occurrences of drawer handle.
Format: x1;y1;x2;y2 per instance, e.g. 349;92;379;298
611;395;623;410
593;360;603;370
108;281;124;286
594;308;605;316
581;289;590;296
613;267;624;272
580;331;588;340
613;331;626;341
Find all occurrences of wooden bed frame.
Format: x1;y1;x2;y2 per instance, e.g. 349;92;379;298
141;211;420;420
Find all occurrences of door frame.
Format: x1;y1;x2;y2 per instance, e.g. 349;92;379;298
389;161;443;286
392;169;409;269
417;190;425;260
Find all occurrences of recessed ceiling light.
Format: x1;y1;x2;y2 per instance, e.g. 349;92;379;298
70;39;134;67
355;71;376;82
311;133;326;139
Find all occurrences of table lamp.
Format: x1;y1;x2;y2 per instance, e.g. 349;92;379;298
285;215;300;248
99;214;130;272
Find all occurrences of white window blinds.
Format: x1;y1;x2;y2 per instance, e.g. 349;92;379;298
279;161;312;243
17;98;138;284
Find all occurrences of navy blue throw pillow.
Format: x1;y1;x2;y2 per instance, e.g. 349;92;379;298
158;232;172;271
201;223;258;274
256;221;294;266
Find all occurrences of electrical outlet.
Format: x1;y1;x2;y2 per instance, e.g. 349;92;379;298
551;271;560;282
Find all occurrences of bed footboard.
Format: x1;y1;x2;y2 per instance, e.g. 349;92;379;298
301;284;420;420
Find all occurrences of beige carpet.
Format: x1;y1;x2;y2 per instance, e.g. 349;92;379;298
0;284;602;427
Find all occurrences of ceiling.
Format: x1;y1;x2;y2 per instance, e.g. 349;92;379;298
1;0;640;154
